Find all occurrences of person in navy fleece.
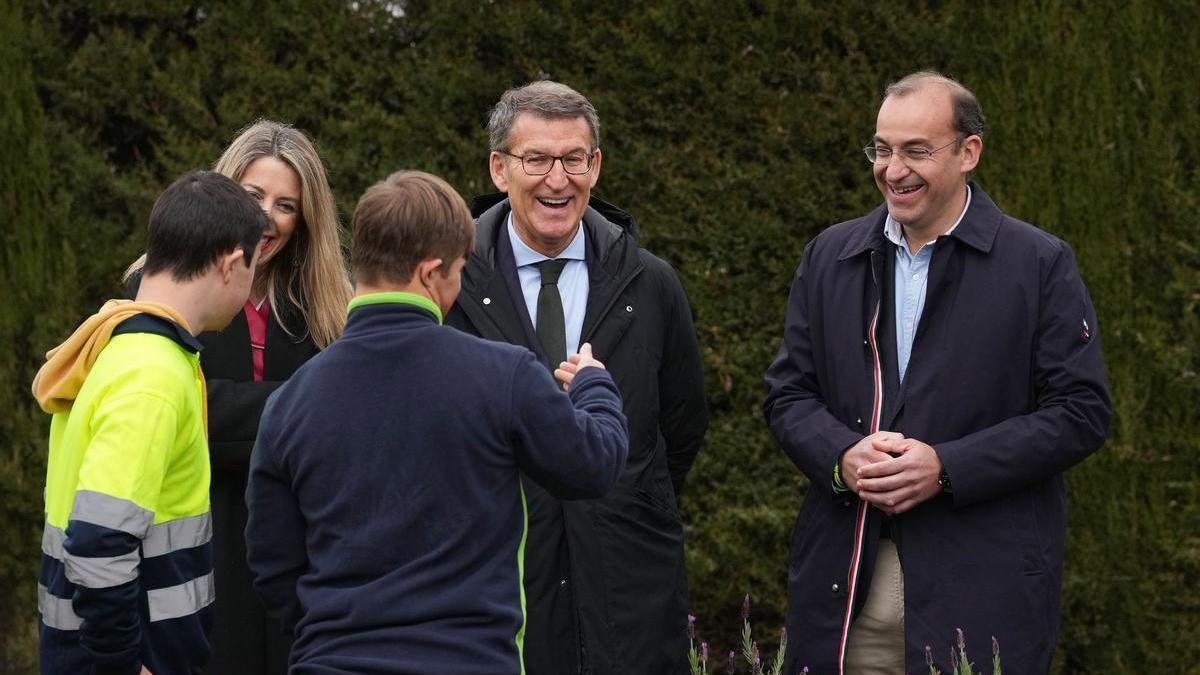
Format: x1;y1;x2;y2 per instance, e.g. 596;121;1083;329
244;170;629;674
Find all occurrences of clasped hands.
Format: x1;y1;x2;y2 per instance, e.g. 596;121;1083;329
840;431;944;515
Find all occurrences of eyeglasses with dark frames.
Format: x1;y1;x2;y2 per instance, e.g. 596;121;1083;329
863;136;965;164
499;149;596;176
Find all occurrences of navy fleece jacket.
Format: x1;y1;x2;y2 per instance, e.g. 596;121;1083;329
245;293;628;674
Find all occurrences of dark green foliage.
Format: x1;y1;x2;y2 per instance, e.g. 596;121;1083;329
3;0;1197;671
1;1;80;669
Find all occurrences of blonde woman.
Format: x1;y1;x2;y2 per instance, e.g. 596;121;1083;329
127;119;352;674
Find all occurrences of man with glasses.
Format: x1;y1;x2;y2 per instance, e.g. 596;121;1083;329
448;80;707;675
764;71;1110;674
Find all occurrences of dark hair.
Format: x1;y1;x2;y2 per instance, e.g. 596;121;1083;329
884;70;985;139
487;80;600;151
143;171;269;281
351;170;475;286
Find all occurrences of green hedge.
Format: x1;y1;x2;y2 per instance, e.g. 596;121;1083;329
4;1;1197;671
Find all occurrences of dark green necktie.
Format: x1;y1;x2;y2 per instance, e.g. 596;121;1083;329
535;258;569;369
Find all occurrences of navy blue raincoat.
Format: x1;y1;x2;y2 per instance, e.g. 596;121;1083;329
764;183;1111;674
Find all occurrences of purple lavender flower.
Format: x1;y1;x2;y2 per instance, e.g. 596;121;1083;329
742;594;751;622
702;641;709;664
992;635;999;656
726;650;737;675
688;614;696;641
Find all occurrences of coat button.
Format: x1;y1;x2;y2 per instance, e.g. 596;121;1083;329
559;579;568;588
626;305;633;312
831;583;840;593
856;417;862;425
483;297;491;305
842;499;851;507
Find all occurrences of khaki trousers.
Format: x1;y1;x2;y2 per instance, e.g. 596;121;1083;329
844;539;905;674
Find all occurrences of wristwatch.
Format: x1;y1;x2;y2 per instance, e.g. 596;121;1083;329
938;470;953;493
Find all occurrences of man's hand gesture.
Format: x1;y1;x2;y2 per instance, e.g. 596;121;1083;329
554;342;606;390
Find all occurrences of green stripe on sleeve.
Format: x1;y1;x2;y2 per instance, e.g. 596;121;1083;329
516;481;528;674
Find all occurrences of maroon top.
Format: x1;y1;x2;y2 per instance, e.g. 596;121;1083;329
244;298;270;382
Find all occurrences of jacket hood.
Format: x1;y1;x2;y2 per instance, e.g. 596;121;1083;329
469;192;641;241
31;299;193;413
467;194;644;292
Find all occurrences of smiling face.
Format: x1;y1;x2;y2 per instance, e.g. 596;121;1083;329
239;156;301;273
489;113;601;257
873;85;981;241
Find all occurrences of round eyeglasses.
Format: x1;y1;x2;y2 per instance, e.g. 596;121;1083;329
863;136;963;164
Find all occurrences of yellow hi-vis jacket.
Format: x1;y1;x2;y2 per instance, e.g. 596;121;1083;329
37;312;213;675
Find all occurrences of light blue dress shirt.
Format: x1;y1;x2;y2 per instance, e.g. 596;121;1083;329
507;213;589;356
883;185;972;382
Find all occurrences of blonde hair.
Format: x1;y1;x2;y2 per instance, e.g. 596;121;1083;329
213;119;351;348
126;120;352;348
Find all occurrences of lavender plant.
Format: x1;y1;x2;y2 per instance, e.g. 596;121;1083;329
688;595;791;675
689;595;1001;675
687;614;707;675
924;629;1002;675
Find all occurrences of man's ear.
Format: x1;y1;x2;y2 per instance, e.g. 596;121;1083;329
959;135;983;174
217;248;246;283
489;152;510;193
417;258;445;286
586;147;602;189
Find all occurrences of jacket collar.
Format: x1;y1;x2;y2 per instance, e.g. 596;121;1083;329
836;181;1002;260
948;181;1003;253
459;194;645;349
348;292;442;324
467;194;640;283
113;313;204;352
469;192;640;243
837;203;890;261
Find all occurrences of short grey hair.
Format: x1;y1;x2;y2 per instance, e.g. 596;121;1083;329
487;80;600;152
884;70;985;139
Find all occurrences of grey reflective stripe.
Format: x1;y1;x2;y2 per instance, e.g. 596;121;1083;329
147;572;214;623
142;512;212;558
38;583;83;631
71;490;154;538
42;522;67;560
64;549;140;589
46;521;140;588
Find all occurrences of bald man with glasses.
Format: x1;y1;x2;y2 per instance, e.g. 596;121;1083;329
765;71;1111;674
